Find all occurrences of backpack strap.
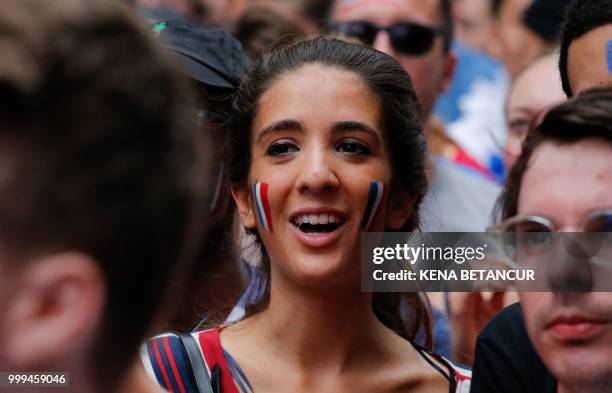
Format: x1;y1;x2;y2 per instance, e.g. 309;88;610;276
179;332;216;393
143;332;216;393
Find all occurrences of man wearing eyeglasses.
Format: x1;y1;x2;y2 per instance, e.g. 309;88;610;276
331;0;455;121
471;88;612;393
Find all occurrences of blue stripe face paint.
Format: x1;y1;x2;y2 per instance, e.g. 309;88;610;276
360;181;384;229
607;40;612;73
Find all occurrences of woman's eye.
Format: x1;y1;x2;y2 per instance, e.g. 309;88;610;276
335;140;371;155
266;141;299;156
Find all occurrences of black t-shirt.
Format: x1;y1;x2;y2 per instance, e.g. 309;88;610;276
470;302;557;393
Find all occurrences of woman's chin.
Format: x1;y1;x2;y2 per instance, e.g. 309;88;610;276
268;222;363;291
281;256;361;291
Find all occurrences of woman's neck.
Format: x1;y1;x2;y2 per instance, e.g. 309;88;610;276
235;275;390;373
219;271;438;392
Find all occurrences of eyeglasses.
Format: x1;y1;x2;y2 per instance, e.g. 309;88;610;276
328;20;448;56
488;209;612;265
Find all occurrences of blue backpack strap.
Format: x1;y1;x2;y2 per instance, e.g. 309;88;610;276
142;332;216;393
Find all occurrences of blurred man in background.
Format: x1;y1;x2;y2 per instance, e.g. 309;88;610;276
0;1;209;392
452;0;560;67
494;0;540;75
453;0;503;58
495;0;570;76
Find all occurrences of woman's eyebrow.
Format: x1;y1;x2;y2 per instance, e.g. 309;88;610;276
256;119;304;143
332;121;381;141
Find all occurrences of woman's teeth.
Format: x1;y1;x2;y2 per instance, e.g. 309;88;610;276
291;213;346;233
293;214;344;225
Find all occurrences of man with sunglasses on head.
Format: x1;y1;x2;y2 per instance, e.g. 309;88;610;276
471;87;612;393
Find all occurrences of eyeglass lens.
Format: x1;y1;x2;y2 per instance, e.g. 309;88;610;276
502;212;612;265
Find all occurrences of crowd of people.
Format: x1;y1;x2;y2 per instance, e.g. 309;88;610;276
0;0;611;392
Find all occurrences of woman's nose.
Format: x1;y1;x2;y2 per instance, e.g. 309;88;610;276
296;148;339;195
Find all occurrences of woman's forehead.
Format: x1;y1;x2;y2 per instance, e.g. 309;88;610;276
253;65;381;135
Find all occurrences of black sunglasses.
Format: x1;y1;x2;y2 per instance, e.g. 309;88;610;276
329;20;448;56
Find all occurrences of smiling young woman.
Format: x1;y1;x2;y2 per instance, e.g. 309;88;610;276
150;37;470;393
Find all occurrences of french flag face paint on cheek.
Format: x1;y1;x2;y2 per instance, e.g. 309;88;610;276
360;181;384;230
253;181;273;233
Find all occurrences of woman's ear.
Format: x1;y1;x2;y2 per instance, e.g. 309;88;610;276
385;189;416;230
231;183;257;229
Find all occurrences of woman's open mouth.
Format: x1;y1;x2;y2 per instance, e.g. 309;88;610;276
289;210;347;248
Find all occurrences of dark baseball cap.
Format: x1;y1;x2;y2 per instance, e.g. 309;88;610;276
151;18;251;89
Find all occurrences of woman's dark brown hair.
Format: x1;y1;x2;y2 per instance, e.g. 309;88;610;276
224;37;433;346
499;87;612;220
